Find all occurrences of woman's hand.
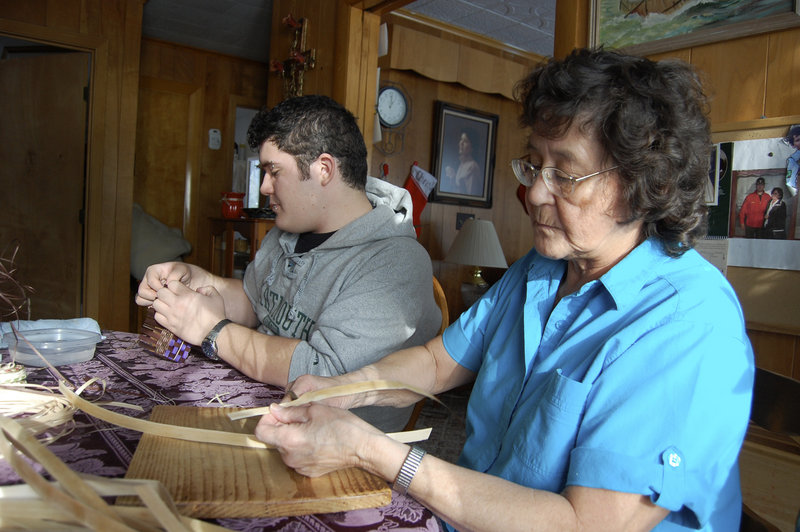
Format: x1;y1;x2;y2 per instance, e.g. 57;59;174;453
255;402;384;477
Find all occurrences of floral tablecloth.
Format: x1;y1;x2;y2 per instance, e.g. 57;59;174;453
0;330;442;532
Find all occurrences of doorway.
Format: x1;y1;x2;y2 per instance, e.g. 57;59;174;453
0;37;90;320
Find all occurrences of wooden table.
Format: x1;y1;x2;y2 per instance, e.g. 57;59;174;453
209;217;275;278
0;331;443;531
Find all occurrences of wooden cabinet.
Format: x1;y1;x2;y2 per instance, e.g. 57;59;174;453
209;218;275;278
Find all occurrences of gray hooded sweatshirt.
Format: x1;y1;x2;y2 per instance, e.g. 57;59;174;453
243;176;441;432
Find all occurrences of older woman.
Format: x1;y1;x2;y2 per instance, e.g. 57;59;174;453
255;49;754;532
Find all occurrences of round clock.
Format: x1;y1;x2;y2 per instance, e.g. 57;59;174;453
377;86;408;128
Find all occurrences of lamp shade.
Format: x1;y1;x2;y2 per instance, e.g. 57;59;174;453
445;218;508;269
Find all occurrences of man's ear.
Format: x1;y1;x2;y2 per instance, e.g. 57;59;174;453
315;153;337;186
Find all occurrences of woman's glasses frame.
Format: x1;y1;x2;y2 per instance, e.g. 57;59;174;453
511;155;619;198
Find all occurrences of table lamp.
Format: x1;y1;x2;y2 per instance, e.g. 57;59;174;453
445;218;508;307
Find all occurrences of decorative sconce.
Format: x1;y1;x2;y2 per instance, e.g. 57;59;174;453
270;14;316;100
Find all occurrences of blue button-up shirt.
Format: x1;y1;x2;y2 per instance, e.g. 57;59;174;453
442;237;754;531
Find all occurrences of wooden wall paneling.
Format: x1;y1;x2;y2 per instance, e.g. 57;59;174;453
136;39;269;277
389;25;460;83
746;328;797;377
0;0;143;332
765;27;800;119
267;0;339;109
135;78;196;231
198;53;237;270
332;3;380;161
691;34;769;124
647;48;692;63
726;266;800;335
553;0;588;59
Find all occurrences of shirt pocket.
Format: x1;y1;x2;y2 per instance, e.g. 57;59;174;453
508;369;592;491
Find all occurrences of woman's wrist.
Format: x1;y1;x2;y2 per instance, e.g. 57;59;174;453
354;432;410;482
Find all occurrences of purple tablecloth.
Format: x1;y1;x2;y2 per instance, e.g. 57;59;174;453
1;330;442;532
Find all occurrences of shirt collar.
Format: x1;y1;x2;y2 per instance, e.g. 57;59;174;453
598;237;670;310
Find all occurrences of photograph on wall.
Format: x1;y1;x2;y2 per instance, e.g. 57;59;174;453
430;101;498;208
729;136;797;240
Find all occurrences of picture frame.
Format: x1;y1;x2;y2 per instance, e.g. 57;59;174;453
590;0;800;57
430;101;498;208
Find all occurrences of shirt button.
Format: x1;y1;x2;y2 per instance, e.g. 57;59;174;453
668;452;681;468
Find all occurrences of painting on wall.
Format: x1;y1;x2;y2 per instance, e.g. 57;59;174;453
430;101;498;209
590;0;800;55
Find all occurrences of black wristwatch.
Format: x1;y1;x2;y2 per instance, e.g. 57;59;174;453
200;319;232;361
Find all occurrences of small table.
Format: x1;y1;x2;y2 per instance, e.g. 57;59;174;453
209;217;275;277
0;331;443;531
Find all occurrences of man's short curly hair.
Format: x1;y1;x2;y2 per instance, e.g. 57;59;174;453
247;95;368;191
514;48;712;256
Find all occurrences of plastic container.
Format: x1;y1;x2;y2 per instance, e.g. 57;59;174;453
3;328;102;367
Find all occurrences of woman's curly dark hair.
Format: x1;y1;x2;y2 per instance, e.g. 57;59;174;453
514;48;711;256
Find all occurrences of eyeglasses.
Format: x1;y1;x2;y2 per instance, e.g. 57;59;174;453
510;156;619;198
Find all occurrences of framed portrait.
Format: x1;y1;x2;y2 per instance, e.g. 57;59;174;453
430;101;498;209
590;0;800;56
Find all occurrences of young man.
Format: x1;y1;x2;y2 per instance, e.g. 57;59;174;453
136;95;440;432
739;177;770;238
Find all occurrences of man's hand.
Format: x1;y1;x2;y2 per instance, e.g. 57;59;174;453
136;262;213;307
150;280;226;345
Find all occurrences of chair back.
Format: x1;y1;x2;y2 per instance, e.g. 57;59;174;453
432;275;449;335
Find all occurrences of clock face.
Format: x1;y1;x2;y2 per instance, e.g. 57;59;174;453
377;86;408;128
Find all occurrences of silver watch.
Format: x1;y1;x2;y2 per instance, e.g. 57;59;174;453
200;319;232;361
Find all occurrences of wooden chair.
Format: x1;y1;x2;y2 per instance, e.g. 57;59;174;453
740;367;800;532
402;275;449;431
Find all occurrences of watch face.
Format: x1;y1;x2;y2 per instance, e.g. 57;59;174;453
377;87;408;128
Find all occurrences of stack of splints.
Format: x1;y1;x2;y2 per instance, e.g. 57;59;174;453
139;307;194;362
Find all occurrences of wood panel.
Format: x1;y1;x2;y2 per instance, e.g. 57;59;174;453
765;27;800;119
135;79;194;232
267;0;340;110
691;34;769;125
0;0;143;332
136;39;267;278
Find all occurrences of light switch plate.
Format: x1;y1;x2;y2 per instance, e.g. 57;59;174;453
208;128;221;150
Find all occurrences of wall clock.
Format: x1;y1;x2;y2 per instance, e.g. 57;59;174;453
377;86;409;128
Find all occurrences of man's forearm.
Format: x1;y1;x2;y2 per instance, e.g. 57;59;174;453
214;323;299;387
211;276;259;327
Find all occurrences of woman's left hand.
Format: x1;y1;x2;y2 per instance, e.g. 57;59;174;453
254;402;384;477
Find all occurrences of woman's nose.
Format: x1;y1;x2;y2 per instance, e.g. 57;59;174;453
526;170;553;206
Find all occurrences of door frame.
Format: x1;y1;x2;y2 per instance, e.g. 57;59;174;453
0;9;141;330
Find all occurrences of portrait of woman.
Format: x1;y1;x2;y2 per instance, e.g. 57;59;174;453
431;102;498;208
763;186;787;239
441;129;482;196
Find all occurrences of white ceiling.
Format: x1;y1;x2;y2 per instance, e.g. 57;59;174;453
140;0;555;64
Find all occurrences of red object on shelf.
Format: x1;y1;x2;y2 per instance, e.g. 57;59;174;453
221;192;245;219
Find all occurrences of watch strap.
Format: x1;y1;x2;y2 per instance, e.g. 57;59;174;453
393;445;426;495
201;319;232;361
